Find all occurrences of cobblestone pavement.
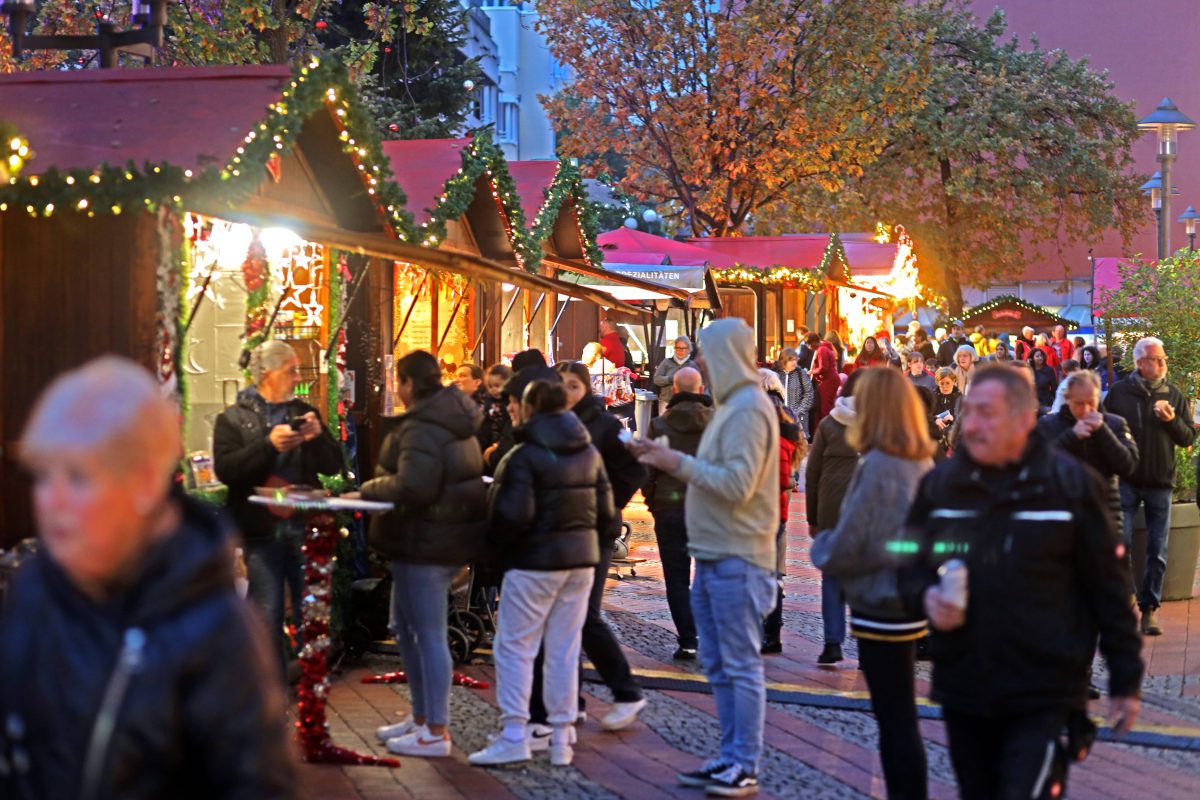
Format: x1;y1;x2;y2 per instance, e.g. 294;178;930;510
301;485;1200;799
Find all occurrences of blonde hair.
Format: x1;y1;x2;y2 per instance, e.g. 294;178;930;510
848;368;937;460
19;356;181;478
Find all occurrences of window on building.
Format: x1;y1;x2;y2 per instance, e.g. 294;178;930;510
497;101;519;144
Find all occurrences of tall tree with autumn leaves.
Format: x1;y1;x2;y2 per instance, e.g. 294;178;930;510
823;4;1145;311
537;0;935;238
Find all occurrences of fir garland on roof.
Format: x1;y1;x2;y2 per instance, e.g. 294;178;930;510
416;131;542;272
964;294;1073;326
711;265;825;291
820;232;851;281
0;59;414;239
528;158;605;269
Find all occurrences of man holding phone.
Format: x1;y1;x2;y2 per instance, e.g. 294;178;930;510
214;340;344;674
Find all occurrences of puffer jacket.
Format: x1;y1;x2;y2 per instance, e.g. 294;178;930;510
212;387;344;543
805;396;858;532
644;392;714;515
774;366;815;437
1037;407;1139;527
0;492;296;800
362;386;487;565
898;436;1143;715
573;392;648;541
489;410;615;571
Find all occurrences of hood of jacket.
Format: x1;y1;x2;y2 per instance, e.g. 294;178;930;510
400;385;482;440
829;395;856;426
661;392;714;434
516;409;592;455
697;317;761;405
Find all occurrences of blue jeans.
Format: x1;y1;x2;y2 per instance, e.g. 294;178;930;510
821;574;847;645
245;525;306;677
390;561;460;726
1119;483;1173;610
692;557;777;773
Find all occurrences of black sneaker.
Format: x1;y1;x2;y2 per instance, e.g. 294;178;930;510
817;643;843;665
1088;683;1102;700
673;646;698;661
705;764;759;796
760;639;782;655
678;761;731;788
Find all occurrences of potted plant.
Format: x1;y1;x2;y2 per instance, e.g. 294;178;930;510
1099;250;1200;601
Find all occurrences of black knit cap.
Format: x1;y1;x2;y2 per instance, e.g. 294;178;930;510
501;365;561;401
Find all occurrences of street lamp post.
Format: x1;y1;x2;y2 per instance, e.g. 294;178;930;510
0;0;168;67
1180;206;1200;251
1139;171;1180;258
1139;98;1196;260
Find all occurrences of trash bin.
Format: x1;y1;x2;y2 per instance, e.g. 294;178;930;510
633;389;657;437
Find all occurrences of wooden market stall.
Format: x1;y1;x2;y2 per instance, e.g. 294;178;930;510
0;63;641;542
962;295;1074;336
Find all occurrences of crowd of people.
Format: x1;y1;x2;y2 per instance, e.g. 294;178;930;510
2;310;1195;799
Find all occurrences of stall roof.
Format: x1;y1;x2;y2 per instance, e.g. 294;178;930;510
840;239;900;277
0;66;293;174
684;235;830;271
381;138;473;227
508;160;560;225
598;228;739;267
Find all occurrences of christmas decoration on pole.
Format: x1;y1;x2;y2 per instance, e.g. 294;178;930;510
295;512;400;767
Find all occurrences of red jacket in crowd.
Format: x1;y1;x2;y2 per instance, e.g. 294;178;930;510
810;341;840;426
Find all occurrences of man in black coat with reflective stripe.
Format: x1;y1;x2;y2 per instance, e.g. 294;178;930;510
900;365;1143;800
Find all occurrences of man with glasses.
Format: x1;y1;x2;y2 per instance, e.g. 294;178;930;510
1105;337;1197;635
214;340;344;673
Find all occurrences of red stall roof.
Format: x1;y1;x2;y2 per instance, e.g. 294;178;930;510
507;160;560;226
0;66;293;174
598;228;741;267
839;237;900;277
684;235;831;271
381;138;473;226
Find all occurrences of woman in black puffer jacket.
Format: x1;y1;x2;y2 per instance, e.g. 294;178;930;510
360;350;487;757
470;381;614;768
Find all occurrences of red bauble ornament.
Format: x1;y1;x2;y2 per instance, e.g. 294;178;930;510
315;20;327;29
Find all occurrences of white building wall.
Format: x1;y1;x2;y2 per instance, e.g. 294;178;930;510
463;0;561;161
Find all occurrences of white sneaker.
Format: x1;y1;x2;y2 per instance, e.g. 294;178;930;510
601;698;647;731
550;743;574;767
375;715;417;743
527;723;554;752
469;735;531;766
386;727;452;757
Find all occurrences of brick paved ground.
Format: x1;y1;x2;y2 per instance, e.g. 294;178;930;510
299;480;1200;799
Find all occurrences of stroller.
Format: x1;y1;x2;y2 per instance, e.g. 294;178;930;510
343;559;498;666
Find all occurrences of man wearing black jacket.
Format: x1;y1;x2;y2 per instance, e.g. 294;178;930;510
902;366;1142;800
1104;337;1196;635
213;341;344;672
936;321;970;367
644;367;713;659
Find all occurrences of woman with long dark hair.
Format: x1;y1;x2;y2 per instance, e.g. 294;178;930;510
361;350;488;757
853;336;886;370
812;369;935;800
1028;348;1059;410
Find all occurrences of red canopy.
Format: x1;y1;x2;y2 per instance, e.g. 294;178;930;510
684;235;830;271
598;228;740;267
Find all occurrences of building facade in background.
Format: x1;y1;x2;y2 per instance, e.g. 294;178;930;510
460;0;564;161
962;0;1200;325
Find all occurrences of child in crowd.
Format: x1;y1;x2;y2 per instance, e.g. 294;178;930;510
478;363;513;454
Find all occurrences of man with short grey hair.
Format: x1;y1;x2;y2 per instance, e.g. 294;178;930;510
653;335;697;404
1104;336;1196;635
214;340;344;671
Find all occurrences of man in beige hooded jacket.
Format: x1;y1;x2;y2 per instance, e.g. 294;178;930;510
633;317;778;797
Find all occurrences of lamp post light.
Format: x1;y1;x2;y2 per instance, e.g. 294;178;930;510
1139;171;1180;258
1179;205;1200;251
1;0;168;67
1139;98;1196;259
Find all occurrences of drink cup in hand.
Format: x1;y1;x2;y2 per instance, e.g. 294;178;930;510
938;559;968;610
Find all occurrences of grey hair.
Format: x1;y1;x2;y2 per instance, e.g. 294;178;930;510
954;344;978;362
673;336;693;351
250;340;297;383
1063;368;1101;397
759;368;784;395
19;356;181;478
1133;336;1165;361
